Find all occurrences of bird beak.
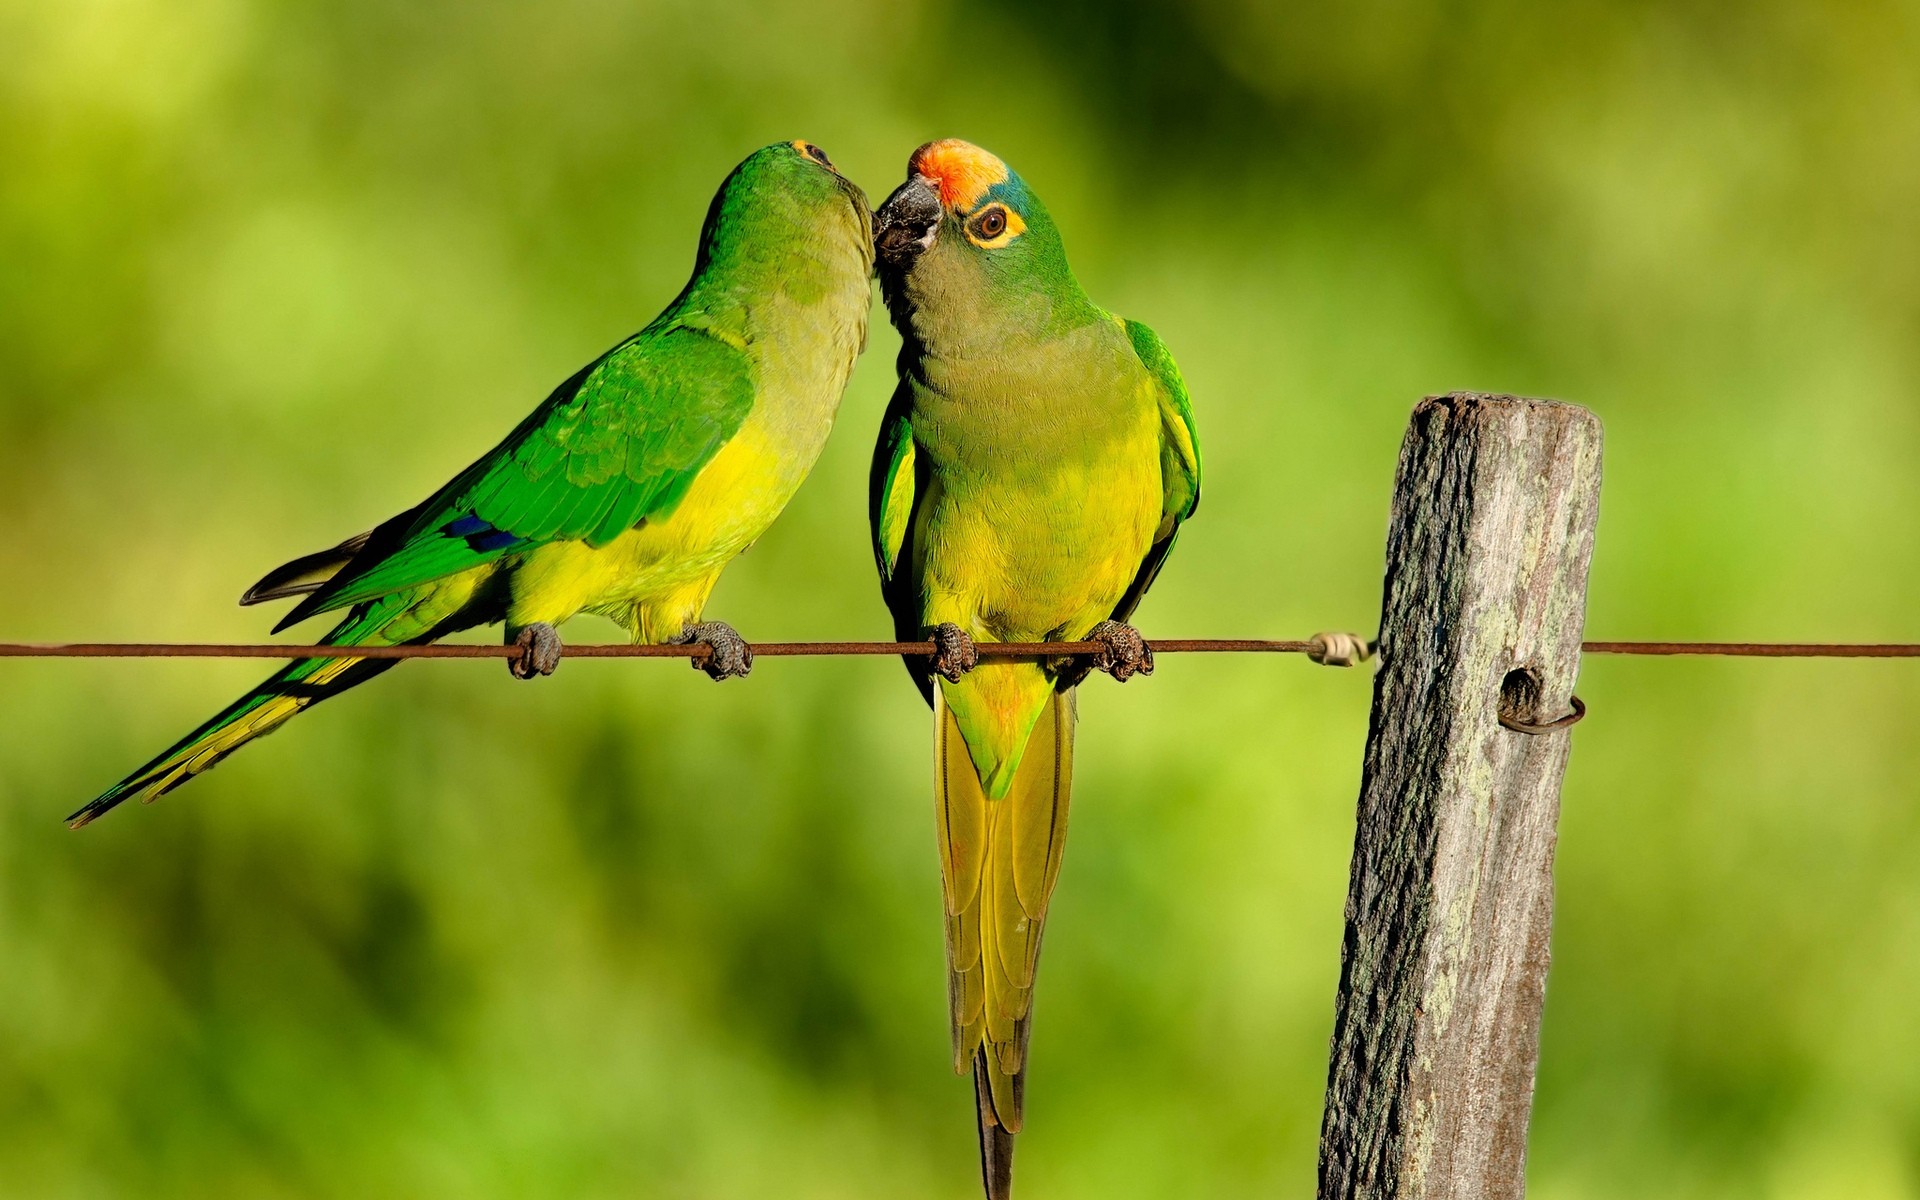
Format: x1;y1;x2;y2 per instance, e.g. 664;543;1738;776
874;175;943;267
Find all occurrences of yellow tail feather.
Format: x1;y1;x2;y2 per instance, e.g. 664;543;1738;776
131;656;361;805
935;685;1074;1198
70;649;383;828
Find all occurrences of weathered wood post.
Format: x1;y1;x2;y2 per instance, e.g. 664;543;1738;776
1317;393;1602;1200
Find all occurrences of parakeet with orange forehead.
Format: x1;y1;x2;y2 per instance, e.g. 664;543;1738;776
72;140;872;827
869;139;1201;1198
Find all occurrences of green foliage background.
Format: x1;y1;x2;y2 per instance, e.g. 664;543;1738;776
4;2;1919;1196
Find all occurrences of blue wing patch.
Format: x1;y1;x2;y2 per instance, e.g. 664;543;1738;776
444;514;520;553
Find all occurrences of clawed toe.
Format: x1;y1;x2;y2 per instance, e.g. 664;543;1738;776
674;620;754;681
929;623;979;683
510;623;563;679
1088;619;1153;682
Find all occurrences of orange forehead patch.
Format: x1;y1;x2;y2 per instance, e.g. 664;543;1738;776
909;139;1008;210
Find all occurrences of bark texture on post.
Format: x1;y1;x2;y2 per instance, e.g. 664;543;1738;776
1317;393;1602;1200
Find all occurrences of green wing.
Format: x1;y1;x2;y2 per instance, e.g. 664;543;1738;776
1112;318;1201;623
869;382;920;590
869;381;939;702
279;315;755;629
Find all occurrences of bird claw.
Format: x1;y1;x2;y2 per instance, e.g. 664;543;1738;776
1088;620;1154;682
673;620;754;681
930;623;979;683
510;623;563;679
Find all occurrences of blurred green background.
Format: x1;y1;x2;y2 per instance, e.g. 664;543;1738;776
4;1;1919;1196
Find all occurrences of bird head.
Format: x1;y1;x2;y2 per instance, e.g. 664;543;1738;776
873;139;1055;267
873;140;1082;342
694;140;872;283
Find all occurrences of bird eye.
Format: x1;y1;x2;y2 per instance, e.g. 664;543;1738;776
976;207;1007;239
801;142;833;168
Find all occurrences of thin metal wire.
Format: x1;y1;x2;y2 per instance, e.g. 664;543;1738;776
2;638;1918;660
0;638;1315;661
1581;641;1920;657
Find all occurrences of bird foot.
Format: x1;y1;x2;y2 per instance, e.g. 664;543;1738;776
1088;619;1154;682
929;623;979;682
510;623;563;679
672;620;754;681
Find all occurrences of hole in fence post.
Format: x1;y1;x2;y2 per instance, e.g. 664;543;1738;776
1498;667;1544;727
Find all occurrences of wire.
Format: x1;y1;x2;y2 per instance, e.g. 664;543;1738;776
1581;641;1920;657
0;638;1317;661
2;638;1918;660
0;639;1312;660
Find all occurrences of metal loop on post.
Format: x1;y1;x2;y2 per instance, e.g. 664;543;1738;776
1498;693;1586;734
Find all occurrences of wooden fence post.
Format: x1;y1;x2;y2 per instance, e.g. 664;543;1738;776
1317;393;1603;1200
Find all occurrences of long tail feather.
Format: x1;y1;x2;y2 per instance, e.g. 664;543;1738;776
937;686;1075;1199
69;607;399;827
975;1048;1016;1200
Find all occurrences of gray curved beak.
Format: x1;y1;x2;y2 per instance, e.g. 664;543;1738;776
874;175;943;266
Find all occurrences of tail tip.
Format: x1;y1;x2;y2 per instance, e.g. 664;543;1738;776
67;785;138;827
65;802;105;830
974;1054;1016;1200
68;774;162;829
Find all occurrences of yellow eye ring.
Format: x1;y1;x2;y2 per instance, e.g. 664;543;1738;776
965;203;1024;248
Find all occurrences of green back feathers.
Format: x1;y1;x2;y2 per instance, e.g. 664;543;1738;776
279;327;758;624
283;142;869;627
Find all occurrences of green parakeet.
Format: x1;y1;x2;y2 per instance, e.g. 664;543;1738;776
868;140;1202;1198
73;140;873;827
